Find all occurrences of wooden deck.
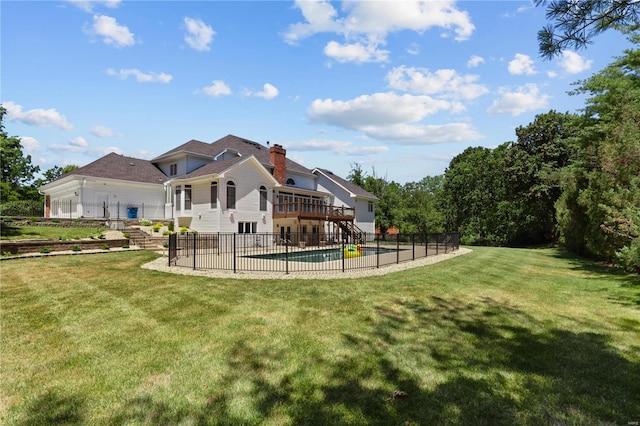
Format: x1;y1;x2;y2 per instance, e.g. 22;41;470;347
272;202;355;221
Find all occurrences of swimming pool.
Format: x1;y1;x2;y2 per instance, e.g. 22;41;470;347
244;247;401;263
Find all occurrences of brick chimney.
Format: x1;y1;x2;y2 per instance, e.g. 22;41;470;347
269;144;287;184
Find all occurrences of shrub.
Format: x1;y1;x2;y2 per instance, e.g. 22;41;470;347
180;226;188;235
140;219;153;226
101;244;110;250
40;247;52;254
152;223;162;233
121;243;130;249
51;219;61;223
0;200;43;217
168;221;174;232
123;232;130;238
72;245;82;252
2;218;14;223
29;217;38;222
163;230;172;236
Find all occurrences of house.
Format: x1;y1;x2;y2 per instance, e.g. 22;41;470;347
40;134;378;243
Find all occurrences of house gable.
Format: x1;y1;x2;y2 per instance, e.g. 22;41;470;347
42;152;167;189
312;168;378;201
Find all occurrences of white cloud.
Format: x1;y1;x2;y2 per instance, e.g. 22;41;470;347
502;4;532;18
19;136;41;153
2;101;74;130
283;0;342;45
87;14;135;48
284;0;474;61
306;92;481;144
90;125;121;137
106;68;172;83
467;54;485;68
364;122;483;144
184;17;215;51
508;53;537;75
51;138;124;156
255;83;279;100
324;40;389;64
70;136;89;147
558;51;593;74
68;0;121;12
406;43;420;56
202;80;232;97
486;84;550;116
386;66;489;101
308;92;451;129
289;139;388;156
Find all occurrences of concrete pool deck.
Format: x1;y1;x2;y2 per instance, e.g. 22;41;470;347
142;247;472;280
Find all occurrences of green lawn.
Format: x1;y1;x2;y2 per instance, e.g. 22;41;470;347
1;247;638;425
0;224;106;241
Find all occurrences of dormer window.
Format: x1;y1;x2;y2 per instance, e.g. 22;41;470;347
170;163;178;176
214;149;242;161
286;178;295;186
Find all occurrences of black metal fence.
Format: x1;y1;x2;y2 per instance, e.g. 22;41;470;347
168;232;459;274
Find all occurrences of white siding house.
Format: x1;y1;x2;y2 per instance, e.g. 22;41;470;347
40;135;378;240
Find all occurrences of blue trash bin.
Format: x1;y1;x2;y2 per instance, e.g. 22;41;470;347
127;207;138;219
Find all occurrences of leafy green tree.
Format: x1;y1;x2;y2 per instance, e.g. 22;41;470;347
0;106;40;202
557;38;640;270
346;162;366;187
399;176;445;234
36;164;79;187
536;0;640;58
504;110;578;244
440;145;510;245
347;164;403;235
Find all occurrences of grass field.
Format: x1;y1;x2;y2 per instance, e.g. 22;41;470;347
0;224;107;241
1;247;638;425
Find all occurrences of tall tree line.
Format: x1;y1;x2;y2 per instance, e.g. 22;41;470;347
350;39;639;271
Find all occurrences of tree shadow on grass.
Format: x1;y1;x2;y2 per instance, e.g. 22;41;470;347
0;224;31;239
550;249;640;308
19;389;86;425
107;296;639;425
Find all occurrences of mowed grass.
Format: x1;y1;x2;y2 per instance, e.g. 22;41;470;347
1;247;638;425
0;224;106;241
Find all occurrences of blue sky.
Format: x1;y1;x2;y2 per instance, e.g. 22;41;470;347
2;0;632;184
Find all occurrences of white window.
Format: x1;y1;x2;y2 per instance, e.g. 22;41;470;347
184;185;192;210
170;163;178;176
175;187;181;212
227;181;236;210
238;222;257;234
210;182;218;209
259;186;267;211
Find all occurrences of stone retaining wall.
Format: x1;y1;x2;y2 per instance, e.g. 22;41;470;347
1;217;108;228
1;239;130;255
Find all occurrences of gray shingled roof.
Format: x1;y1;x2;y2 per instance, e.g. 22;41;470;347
209;135;314;176
64;152;167;184
151;139;215;161
314;168;378;200
173;157;245;180
152;135;314;177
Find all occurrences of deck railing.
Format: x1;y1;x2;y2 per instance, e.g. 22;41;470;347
272;201;355;220
168;232;460;274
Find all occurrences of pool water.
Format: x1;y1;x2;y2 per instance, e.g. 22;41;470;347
244;247;399;263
